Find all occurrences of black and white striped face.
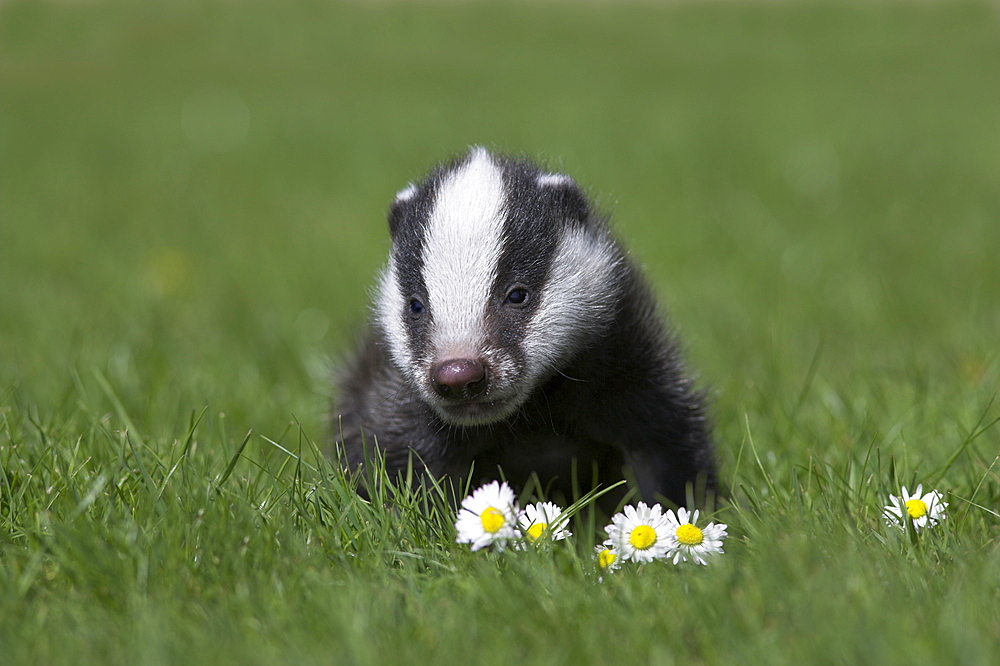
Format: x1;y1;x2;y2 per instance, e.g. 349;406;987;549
376;148;622;426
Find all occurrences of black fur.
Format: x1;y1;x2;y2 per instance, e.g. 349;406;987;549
333;151;718;509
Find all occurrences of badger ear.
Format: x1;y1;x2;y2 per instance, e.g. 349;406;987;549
536;172;591;225
387;183;418;237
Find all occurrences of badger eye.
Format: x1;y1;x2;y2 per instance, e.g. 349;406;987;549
410;299;425;315
505;288;528;306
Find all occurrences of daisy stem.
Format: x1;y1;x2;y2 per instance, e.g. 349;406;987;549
905;514;920;548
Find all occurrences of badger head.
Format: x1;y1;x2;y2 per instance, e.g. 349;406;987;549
375;147;623;426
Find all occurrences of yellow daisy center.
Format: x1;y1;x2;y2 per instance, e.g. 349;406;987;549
905;498;928;519
526;522;548;542
676;523;703;546
598;549;617;570
480;507;506;533
629;525;657;550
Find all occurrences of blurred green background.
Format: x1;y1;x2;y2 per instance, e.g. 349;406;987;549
2;1;1000;663
2;0;999;477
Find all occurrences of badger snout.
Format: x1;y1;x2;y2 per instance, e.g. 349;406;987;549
431;358;488;399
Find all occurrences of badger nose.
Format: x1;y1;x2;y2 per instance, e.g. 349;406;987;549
432;359;487;398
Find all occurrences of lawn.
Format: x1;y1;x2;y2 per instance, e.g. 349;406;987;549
2;0;999;663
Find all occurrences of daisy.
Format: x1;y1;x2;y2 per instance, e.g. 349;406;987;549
518;501;572;545
595;542;621;574
883;484;947;531
455;481;520;551
663;507;727;565
604;502;673;563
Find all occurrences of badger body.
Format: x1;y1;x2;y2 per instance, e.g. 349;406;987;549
334;148;716;507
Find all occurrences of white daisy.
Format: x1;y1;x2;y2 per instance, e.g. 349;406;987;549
883;484;947;531
595;542;621;574
604;502;672;563
518;501;572;544
663;507;727;565
454;481;520;551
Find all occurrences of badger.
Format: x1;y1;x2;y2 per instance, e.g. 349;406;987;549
333;147;717;508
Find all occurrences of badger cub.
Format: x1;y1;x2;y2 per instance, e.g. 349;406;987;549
334;147;716;508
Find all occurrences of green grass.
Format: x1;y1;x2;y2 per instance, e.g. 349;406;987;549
2;0;999;663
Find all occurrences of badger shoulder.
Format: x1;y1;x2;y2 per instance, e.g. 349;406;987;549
333;330;454;474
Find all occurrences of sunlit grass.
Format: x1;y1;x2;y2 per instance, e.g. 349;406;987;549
2;0;999;663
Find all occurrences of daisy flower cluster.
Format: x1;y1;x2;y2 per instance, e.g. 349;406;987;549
602;502;728;571
454;482;729;574
453;477;949;571
882;484;948;532
454;481;571;551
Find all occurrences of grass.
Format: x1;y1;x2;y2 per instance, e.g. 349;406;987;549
2;0;999;663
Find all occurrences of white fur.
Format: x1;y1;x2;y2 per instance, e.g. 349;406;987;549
523;226;621;379
394;183;418;202
375;257;415;380
536;173;573;188
421;148;507;358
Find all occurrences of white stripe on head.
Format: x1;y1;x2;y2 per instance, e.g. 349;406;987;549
422;148;507;357
523;226;621;376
